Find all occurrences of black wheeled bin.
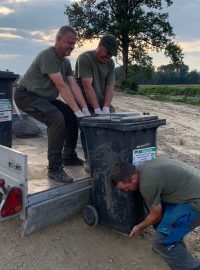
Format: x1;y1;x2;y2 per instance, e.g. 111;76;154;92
80;113;166;234
0;71;19;147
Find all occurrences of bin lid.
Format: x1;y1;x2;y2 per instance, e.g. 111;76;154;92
0;71;19;80
80;112;166;131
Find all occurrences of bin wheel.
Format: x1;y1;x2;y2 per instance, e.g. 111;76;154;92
83;205;99;227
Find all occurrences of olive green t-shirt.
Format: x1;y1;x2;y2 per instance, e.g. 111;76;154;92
139;158;200;211
75;50;115;106
18;46;73;100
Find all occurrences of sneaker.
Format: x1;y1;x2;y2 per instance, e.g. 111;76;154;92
48;166;73;183
83;161;90;173
63;156;84;166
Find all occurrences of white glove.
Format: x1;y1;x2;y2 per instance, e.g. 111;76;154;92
94;108;103;114
82;108;91;116
102;106;110;114
75;110;85;118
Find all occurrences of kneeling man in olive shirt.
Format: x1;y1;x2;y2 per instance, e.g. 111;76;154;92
111;158;200;270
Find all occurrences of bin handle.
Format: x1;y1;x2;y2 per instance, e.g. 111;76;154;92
13;99;23;120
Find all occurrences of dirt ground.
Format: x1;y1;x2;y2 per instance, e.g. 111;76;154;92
1;91;200;270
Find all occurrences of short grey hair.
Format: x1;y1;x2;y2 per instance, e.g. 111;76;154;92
57;25;77;36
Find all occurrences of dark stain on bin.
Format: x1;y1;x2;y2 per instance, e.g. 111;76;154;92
81;113;166;235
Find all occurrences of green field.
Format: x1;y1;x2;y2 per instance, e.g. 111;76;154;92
130;85;200;106
139;84;200;89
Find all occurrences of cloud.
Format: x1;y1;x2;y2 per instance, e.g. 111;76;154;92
0;0;69;31
0;6;14;15
0;27;23;39
0;27;56;44
180;40;200;53
4;0;29;2
0;32;23;39
0;27;17;31
168;0;200;41
8;0;28;4
30;30;57;45
72;39;98;58
0;54;21;59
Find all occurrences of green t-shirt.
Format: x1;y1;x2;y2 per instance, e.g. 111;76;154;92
139;158;200;211
75;50;115;106
18;47;73;100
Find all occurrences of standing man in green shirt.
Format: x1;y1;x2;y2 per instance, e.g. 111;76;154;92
111;158;200;270
75;34;118;170
14;25;91;183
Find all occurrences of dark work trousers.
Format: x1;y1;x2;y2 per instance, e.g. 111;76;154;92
80;105;115;161
14;87;78;170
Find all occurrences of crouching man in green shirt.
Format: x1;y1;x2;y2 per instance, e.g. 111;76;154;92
14;25;91;183
75;34;118;115
111;158;200;270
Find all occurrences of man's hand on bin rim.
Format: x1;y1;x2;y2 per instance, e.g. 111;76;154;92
102;106;110;114
94;108;103;114
82;108;91;116
75;110;85;118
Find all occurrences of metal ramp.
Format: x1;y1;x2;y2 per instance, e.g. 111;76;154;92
11;136;92;237
21;177;91;237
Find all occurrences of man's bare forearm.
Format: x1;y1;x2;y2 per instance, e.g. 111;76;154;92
67;76;88;109
104;85;114;107
130;204;163;237
84;85;100;109
59;84;80;112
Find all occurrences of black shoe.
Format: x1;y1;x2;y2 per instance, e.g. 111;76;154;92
63;156;84;166
48;166;73;183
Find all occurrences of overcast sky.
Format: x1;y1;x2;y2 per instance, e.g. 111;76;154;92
0;0;200;75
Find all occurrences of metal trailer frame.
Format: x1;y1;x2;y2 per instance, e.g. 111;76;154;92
0;144;92;237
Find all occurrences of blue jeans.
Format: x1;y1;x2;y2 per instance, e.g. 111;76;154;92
152;203;200;270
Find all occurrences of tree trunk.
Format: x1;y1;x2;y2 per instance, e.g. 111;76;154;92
122;43;129;80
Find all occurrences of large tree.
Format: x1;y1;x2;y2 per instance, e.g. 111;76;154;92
65;0;184;79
